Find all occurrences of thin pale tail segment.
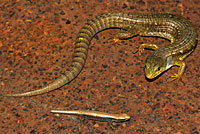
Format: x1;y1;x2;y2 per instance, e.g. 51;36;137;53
51;109;131;121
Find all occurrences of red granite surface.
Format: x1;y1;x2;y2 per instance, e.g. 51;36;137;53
0;0;199;133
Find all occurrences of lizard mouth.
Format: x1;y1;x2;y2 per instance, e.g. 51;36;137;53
145;73;154;79
145;69;160;79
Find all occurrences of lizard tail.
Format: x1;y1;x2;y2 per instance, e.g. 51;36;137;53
4;12;129;97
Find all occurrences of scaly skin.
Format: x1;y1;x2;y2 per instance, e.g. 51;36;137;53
4;12;198;97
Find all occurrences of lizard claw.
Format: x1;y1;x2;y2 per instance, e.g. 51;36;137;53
170;73;182;81
133;46;144;55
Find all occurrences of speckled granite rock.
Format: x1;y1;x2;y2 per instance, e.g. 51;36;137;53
0;0;199;133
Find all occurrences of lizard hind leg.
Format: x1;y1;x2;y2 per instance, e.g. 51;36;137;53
133;43;160;55
106;30;138;45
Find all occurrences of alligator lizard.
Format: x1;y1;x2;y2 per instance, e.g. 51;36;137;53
4;12;198;97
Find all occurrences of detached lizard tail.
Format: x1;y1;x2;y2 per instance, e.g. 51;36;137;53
4;12;130;97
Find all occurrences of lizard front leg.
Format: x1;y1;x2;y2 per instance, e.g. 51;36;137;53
170;60;186;81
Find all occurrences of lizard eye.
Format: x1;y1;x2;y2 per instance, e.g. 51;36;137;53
157;67;161;71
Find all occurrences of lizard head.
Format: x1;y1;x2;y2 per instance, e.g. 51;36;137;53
144;53;171;79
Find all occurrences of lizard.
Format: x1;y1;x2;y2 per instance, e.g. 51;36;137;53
3;12;198;97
